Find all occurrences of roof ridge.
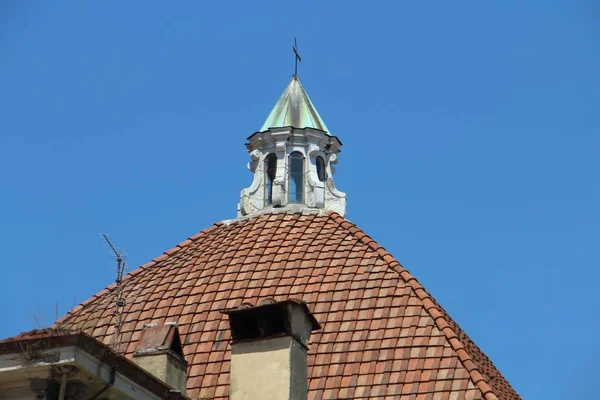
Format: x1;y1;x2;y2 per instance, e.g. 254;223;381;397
55;221;226;327
326;211;516;400
221;207;329;227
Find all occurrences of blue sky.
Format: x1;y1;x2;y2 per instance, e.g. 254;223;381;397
1;1;598;398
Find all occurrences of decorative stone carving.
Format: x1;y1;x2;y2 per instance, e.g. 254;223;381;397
247;150;261;172
238;127;347;217
275;142;287;153
308;144;320;156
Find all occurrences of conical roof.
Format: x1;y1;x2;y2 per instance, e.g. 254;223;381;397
260;75;330;133
58;211;520;400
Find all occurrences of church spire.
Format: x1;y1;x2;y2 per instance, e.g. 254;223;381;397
238;51;347;217
259;75;330;133
260;40;329;133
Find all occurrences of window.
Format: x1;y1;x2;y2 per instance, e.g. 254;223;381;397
289;152;304;203
265;154;277;205
316;156;326;182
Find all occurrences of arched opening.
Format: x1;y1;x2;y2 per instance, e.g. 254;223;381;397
316;156;326;182
265;153;277;205
288;151;304;203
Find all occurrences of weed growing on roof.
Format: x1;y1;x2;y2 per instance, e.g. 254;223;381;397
15;340;47;365
12;303;77;364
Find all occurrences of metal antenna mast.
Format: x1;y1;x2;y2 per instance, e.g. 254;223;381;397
102;233;127;354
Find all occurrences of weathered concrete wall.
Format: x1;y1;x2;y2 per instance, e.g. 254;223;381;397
230;335;308;400
288;337;309;400
133;352;187;394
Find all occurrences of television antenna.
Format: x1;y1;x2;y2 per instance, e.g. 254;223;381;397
102;233;127;354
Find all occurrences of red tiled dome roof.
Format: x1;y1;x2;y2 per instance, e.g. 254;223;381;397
59;211;520;400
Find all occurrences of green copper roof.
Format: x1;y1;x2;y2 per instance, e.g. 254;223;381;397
260;75;330;134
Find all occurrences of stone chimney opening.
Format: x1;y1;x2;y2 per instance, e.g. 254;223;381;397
224;299;321;400
228;299;320;345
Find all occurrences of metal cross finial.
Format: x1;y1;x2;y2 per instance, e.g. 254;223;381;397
293;38;302;77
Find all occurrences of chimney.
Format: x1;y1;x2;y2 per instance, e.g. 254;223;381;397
132;322;188;395
224;299;321;400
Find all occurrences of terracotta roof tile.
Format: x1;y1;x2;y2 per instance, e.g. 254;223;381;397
58;211;519;400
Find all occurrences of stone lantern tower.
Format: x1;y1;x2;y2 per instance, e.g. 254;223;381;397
238;74;347;217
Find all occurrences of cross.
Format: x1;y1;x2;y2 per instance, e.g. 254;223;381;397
293;38;302;76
